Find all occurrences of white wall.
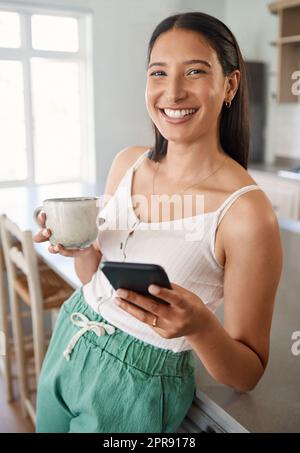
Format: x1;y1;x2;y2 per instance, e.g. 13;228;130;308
225;0;300;163
93;0;226;188
88;0;226;189
9;0;226;190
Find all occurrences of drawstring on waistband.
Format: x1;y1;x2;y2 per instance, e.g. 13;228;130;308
63;312;116;361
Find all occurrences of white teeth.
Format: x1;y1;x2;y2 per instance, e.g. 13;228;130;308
163;108;197;118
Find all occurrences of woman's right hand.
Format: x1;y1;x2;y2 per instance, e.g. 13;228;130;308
33;210;95;258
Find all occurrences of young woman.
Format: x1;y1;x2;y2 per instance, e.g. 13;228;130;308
34;12;282;433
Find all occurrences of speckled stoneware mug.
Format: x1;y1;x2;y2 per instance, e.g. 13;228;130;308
34;197;99;249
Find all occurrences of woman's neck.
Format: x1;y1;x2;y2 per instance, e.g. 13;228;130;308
161;140;226;183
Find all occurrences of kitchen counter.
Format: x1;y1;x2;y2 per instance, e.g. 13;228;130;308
249;162;288;175
0;183;102;288
249;162;300;181
185;219;300;433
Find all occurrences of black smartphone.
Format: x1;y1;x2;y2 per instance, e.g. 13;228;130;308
100;261;172;305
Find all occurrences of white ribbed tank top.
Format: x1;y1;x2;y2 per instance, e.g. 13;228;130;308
83;150;261;352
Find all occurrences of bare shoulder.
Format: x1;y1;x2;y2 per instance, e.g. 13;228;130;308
222;156;258;188
221;186;282;260
114;145;150;169
104;145;150;196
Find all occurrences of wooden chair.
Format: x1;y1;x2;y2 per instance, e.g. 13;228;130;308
0;242;14;402
0;214;74;425
0;235;40;403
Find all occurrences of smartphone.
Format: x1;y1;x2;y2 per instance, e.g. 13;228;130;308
100;261;172;305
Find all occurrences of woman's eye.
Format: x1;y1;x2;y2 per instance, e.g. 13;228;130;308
188;69;206;75
149;69;206;77
150;71;166;77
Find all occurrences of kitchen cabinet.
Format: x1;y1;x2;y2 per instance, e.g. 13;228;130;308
269;0;300;103
249;169;300;219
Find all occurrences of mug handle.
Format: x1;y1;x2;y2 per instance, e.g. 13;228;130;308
33;205;44;226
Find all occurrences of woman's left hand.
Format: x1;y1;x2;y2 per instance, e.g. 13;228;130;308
114;283;206;339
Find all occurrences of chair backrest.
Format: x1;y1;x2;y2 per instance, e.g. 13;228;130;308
0;237;9;355
0;214;45;377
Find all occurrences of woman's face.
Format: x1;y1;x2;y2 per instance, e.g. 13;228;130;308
145;28;234;146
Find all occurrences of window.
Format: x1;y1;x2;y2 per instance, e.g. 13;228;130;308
0;5;94;186
0;11;20;48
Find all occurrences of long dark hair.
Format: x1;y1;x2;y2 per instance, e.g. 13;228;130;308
147;12;249;169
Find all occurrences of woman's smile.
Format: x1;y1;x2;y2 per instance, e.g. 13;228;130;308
158;107;199;124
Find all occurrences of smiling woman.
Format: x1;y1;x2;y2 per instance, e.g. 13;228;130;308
34;12;282;434
146;18;247;169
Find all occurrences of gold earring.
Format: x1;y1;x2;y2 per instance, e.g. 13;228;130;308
225;100;231;108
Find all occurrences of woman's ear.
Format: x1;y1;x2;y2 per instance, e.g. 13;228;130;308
224;70;240;103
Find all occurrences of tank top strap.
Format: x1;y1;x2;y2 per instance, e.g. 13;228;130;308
216;185;262;226
131;149;151;171
115;148;150;191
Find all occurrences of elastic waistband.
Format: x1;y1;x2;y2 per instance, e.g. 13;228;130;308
63;289;196;378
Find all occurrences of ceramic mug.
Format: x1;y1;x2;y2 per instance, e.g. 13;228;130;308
34;197;99;249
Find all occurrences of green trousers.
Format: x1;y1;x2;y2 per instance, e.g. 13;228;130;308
36;290;196;433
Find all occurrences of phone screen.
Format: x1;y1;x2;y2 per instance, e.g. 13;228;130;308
100;261;171;305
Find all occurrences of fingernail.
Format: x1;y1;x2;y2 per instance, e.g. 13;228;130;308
42;229;49;237
53;245;59;252
149;285;160;295
116;289;128;299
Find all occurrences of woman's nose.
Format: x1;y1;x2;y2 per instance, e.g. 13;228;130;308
165;77;187;103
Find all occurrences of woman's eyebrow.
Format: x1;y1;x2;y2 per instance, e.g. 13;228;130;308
148;59;212;69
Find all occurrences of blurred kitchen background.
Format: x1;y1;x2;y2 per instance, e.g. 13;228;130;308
1;0;300;434
0;0;299;202
1;0;300;221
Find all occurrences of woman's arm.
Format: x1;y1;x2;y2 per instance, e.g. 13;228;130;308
186;191;283;392
74;242;102;284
